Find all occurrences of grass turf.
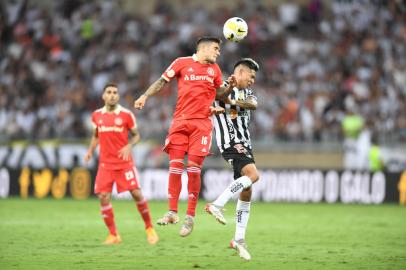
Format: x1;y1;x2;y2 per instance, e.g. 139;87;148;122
0;198;405;270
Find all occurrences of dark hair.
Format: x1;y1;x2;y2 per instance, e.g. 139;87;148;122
103;83;118;92
196;36;222;49
233;58;259;71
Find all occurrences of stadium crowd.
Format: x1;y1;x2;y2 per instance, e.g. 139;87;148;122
1;0;405;144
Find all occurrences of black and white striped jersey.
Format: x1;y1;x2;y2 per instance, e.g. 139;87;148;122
212;87;256;153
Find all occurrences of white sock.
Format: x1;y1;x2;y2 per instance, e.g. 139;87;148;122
235;199;251;241
213;176;252;207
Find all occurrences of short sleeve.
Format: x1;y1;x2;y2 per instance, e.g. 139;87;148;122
128;112;137;130
214;64;223;88
91;113;97;129
162;58;183;82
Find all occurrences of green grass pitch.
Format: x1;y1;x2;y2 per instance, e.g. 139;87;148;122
0;198;405;270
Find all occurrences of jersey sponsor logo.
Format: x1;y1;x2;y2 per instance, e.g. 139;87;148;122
114;118;123;125
207;67;214;76
167;69;175;78
183;74;213;83
98;125;124;133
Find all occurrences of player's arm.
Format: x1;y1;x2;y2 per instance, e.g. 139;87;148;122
228;95;257;110
118;127;140;161
134;78;167;109
215;75;237;100
84;128;99;163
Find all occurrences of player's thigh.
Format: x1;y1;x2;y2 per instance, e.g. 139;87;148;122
187;119;212;156
222;146;255;179
241;163;260;182
114;167;141;193
95;167;115;194
164;121;189;153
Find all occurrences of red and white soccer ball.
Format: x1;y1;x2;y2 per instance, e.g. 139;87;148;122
223;17;248;42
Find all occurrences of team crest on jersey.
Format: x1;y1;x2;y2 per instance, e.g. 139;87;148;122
207;67;214;76
114;118;123;125
167;69;175;78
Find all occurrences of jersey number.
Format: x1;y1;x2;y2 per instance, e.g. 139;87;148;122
201;136;208;145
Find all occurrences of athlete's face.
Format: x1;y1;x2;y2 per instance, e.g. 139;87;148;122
202;42;221;63
103;86;119;107
235;66;256;89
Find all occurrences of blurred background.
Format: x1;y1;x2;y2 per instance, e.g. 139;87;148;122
0;0;405;175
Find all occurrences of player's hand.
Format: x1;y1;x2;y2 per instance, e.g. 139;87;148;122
134;95;147;110
84;150;92;163
118;144;132;161
209;106;225;115
226;75;237;88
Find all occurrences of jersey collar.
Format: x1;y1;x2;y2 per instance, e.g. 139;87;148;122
101;104;122;115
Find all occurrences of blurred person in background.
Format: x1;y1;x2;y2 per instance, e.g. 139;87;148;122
84;83;158;245
134;36;235;237
368;133;385;172
341;100;366;170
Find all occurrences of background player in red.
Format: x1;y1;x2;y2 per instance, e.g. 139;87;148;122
84;83;159;245
134;36;235;237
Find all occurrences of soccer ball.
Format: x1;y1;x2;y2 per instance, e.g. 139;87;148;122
223;17;248;42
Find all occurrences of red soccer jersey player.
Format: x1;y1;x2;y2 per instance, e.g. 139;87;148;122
134;36;236;237
84;83;158;245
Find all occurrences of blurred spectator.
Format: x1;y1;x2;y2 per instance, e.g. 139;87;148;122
0;0;405;151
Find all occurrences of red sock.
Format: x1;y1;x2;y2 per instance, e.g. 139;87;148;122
136;199;153;229
100;203;117;236
186;166;201;217
168;160;183;212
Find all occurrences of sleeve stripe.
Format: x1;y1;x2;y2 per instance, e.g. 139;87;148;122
161;75;170;82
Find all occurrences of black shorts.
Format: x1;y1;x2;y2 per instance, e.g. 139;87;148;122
221;144;255;179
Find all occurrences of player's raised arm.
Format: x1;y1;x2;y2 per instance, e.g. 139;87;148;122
134;77;167;109
226;95;258;110
215;74;237;100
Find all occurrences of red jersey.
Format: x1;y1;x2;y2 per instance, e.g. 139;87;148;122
162;54;223;120
91;105;136;170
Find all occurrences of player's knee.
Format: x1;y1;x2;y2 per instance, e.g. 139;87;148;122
98;193;111;204
187;155;205;168
245;170;259;183
130;188;143;201
252;171;260;182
